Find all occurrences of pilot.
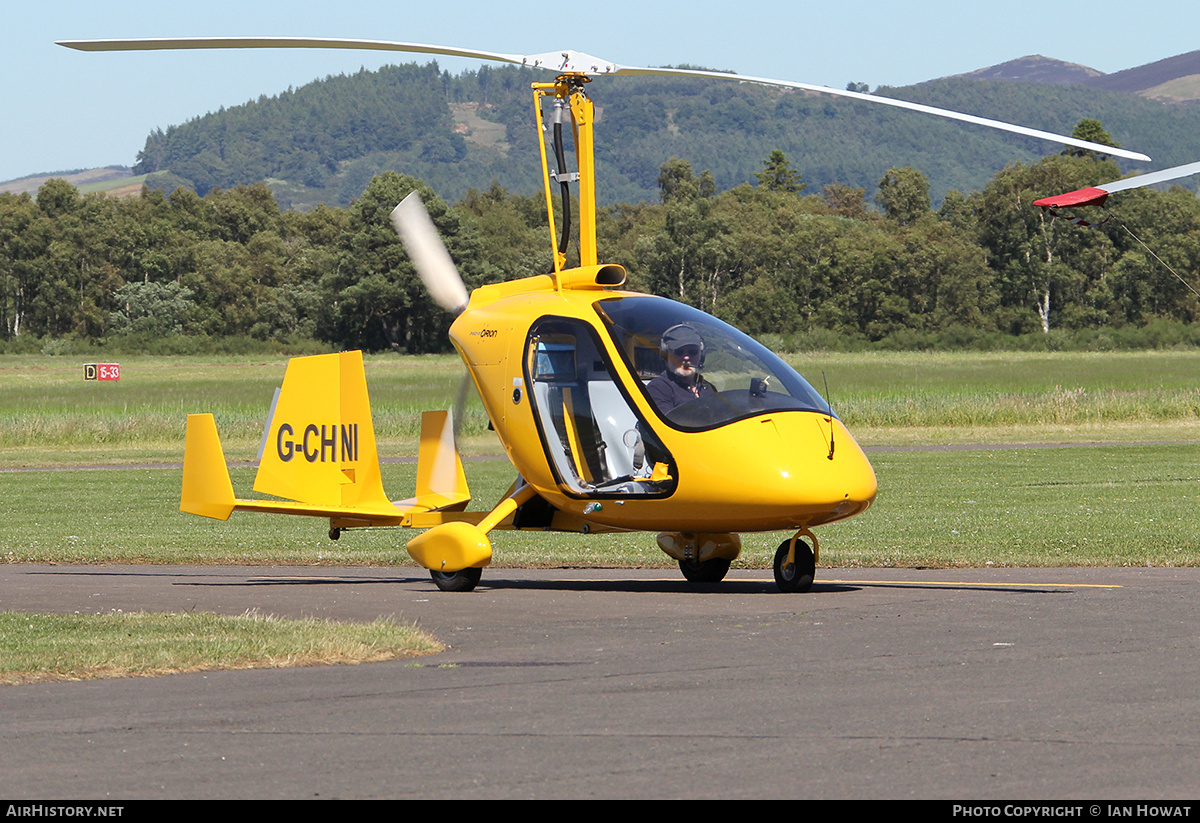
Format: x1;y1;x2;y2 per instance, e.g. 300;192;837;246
647;323;714;413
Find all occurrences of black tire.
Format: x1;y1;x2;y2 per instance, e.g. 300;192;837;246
678;556;731;583
773;538;815;593
430;566;483;592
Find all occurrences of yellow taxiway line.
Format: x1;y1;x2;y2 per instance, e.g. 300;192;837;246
243;573;1123;589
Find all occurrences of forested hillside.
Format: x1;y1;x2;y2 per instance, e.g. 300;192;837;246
131;62;1200;209
4;147;1199;355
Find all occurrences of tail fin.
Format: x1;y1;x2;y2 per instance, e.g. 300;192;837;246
410;410;471;511
252;351;392;510
181;413;236;520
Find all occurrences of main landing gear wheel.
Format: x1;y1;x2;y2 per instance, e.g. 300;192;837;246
430;567;483;592
773;538;815;593
678;556;731;583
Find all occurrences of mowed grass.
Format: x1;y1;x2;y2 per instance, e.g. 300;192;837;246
0;352;480;465
0;349;1197;570
789;349;1200;445
0;610;443;685
3;443;1198;569
0;353;470;681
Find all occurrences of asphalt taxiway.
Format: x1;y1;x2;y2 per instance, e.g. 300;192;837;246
1;564;1197;799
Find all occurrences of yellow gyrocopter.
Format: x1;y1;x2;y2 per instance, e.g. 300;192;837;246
59;36;1154;592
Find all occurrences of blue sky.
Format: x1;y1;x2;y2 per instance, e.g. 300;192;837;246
7;0;1198;183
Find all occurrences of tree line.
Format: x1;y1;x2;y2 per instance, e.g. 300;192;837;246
2;143;1199;355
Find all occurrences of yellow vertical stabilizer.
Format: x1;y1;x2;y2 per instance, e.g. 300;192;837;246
180;413;236;520
411;410;471;511
252;351;391;509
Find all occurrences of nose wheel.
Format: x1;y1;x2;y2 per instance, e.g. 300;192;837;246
430;567;483;592
773;537;815;593
678;556;732;583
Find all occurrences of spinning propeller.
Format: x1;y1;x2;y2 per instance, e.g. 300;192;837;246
390;192;469;315
390;192;476;442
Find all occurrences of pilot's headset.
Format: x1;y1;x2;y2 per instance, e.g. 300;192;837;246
659;323;705;368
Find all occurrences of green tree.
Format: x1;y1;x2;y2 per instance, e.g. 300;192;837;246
657;157;714;203
974;154;1121;333
0;193;51;339
937;189;978;232
755;150;805;194
36;179;81;219
108;280;195;337
637;161;732;311
876;167;931;225
1104;187;1200;325
1062;118;1120;160
822;183;869;220
460;182;553;281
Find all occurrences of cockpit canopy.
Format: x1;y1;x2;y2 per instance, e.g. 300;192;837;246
522;295;832;500
595;295;830;431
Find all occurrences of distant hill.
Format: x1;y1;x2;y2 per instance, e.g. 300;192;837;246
117;61;1200;209
954;50;1200;103
0;166;135;196
12;51;1200;208
1088;50;1200;102
957;55;1104;86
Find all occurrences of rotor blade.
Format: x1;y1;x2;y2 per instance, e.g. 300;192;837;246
1032;187;1111;210
1093;159;1200;195
1033;160;1200;210
56;37;1151;162
56;36;532;66
390;192;469;315
611;65;1152;163
56;38;627;75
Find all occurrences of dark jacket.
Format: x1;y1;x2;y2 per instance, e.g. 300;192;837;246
647;370;713;414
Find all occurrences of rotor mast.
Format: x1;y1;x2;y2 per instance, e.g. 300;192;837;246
534;74;598;277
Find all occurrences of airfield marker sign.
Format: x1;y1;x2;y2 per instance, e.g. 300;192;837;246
84;363;120;381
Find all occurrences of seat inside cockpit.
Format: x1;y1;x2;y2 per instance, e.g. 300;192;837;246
526;318;675;497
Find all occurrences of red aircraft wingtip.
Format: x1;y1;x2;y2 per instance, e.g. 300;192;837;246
1033;186;1109;210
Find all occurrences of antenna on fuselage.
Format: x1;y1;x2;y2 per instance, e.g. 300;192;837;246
822;372;835;461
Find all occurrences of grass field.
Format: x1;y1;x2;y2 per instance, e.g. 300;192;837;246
2;350;1198;569
4;349;1199;463
3;443;1197;569
0;610;442;684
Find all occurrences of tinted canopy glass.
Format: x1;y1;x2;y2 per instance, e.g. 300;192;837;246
595;295;830;430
